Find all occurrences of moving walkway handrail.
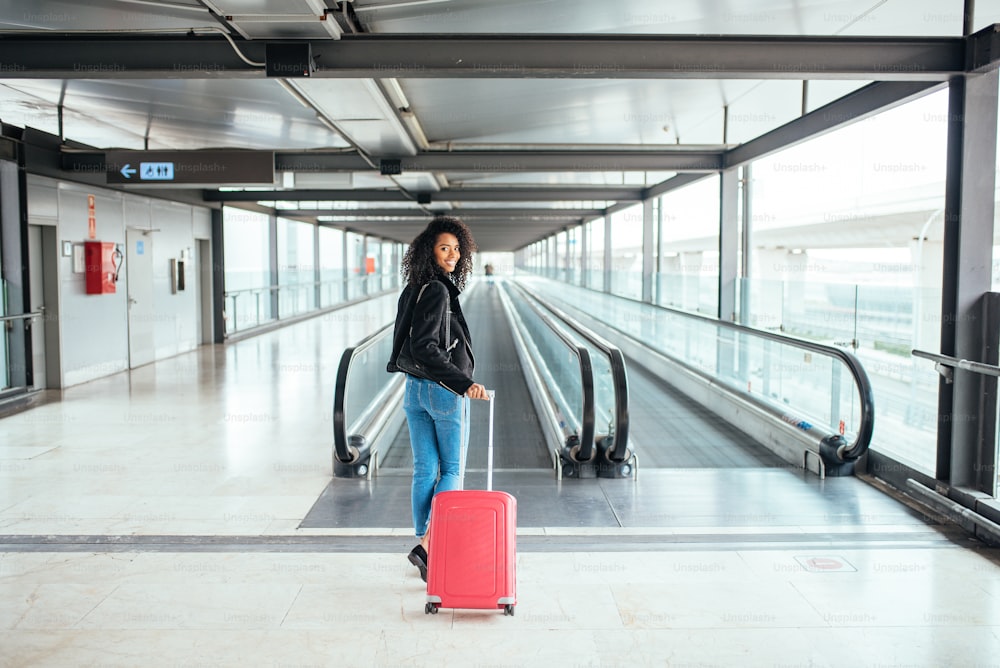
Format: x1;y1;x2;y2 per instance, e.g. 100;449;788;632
524;278;874;465
724;316;874;462
332;322;393;467
503;283;596;460
509;282;630;463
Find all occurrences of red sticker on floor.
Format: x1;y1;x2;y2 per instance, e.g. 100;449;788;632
794;556;856;572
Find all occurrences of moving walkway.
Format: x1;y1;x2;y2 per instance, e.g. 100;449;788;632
332;275;875;483
332;279;631;479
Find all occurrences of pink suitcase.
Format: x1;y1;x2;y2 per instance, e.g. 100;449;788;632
425;390;517;616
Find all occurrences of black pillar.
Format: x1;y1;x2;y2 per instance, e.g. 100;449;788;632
940;70;999;490
211;208;226;343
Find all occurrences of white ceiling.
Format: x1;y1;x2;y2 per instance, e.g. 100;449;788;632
0;0;996;250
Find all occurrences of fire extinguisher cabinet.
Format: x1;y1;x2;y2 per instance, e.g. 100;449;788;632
84;241;118;294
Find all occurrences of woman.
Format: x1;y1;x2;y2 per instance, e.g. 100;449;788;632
387;215;489;581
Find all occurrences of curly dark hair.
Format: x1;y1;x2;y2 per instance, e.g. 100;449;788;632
401;216;478;290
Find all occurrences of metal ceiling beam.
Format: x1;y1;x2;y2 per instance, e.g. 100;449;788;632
320;218;582;227
203;187;644;202
65;149;721;173
645;173;714;200
0;32;980;80
725;81;943;168
277;150;723;172
296;207;602;218
205;189;412;202
969;24;1000;73
342;222;558;253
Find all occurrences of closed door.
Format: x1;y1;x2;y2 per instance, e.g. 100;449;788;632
126;228;155;367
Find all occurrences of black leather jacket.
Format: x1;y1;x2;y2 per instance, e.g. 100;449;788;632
387;275;475;395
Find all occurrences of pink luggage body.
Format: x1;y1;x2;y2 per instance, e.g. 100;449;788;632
425;390;517;616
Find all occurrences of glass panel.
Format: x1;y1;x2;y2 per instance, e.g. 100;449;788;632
381;240;395;292
566;227;581;285
525;276;867;451
657;176;720;315
554;230;569;283
609;204;643;300
745;89;949;474
319;226;345;308
345;231;366;301
364;237;381;296
223;208;272;334
740;274;943;474
506;288;585;442
277;217;316;319
344;333;396;436
580;337;616;442
586;218;605;291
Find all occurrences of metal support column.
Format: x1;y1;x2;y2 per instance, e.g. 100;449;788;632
580;220;589;288
313;224;321;308
210;208;226;343
940;69;999;490
718;168;739;322
341;233;349;302
717;168;740;382
564;227;573;284
268;214;279;321
642;198;654;303
655;198;663;304
603;215;612;293
740;164;753;325
361;234;370;296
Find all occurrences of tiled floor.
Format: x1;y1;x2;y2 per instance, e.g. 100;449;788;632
2;288;1000;667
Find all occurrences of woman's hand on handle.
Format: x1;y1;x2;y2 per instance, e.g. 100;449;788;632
466;383;489;400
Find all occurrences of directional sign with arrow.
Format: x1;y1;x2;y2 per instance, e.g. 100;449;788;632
105;150;275;185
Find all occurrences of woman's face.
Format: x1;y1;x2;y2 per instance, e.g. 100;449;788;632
433;232;460;274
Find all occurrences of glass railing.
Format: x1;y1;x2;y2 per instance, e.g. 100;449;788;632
653;272;719;317
499;280;594;465
509;281;633;478
332;323;403;478
609;269;642;302
0;277;43;395
224;274;397;335
740;275;940;474
520;273;874;476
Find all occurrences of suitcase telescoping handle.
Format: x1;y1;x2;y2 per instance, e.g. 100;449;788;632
486;389;495;491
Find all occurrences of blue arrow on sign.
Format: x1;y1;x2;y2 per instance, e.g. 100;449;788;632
120;164;136;179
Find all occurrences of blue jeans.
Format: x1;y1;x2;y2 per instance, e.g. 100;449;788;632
403;375;470;538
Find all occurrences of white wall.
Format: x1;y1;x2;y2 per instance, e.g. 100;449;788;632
27;175;212;387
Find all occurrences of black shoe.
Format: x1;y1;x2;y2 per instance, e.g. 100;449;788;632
408;544;428;582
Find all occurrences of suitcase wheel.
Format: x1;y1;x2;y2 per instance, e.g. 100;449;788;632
425;603;438;615
503;604;515;617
